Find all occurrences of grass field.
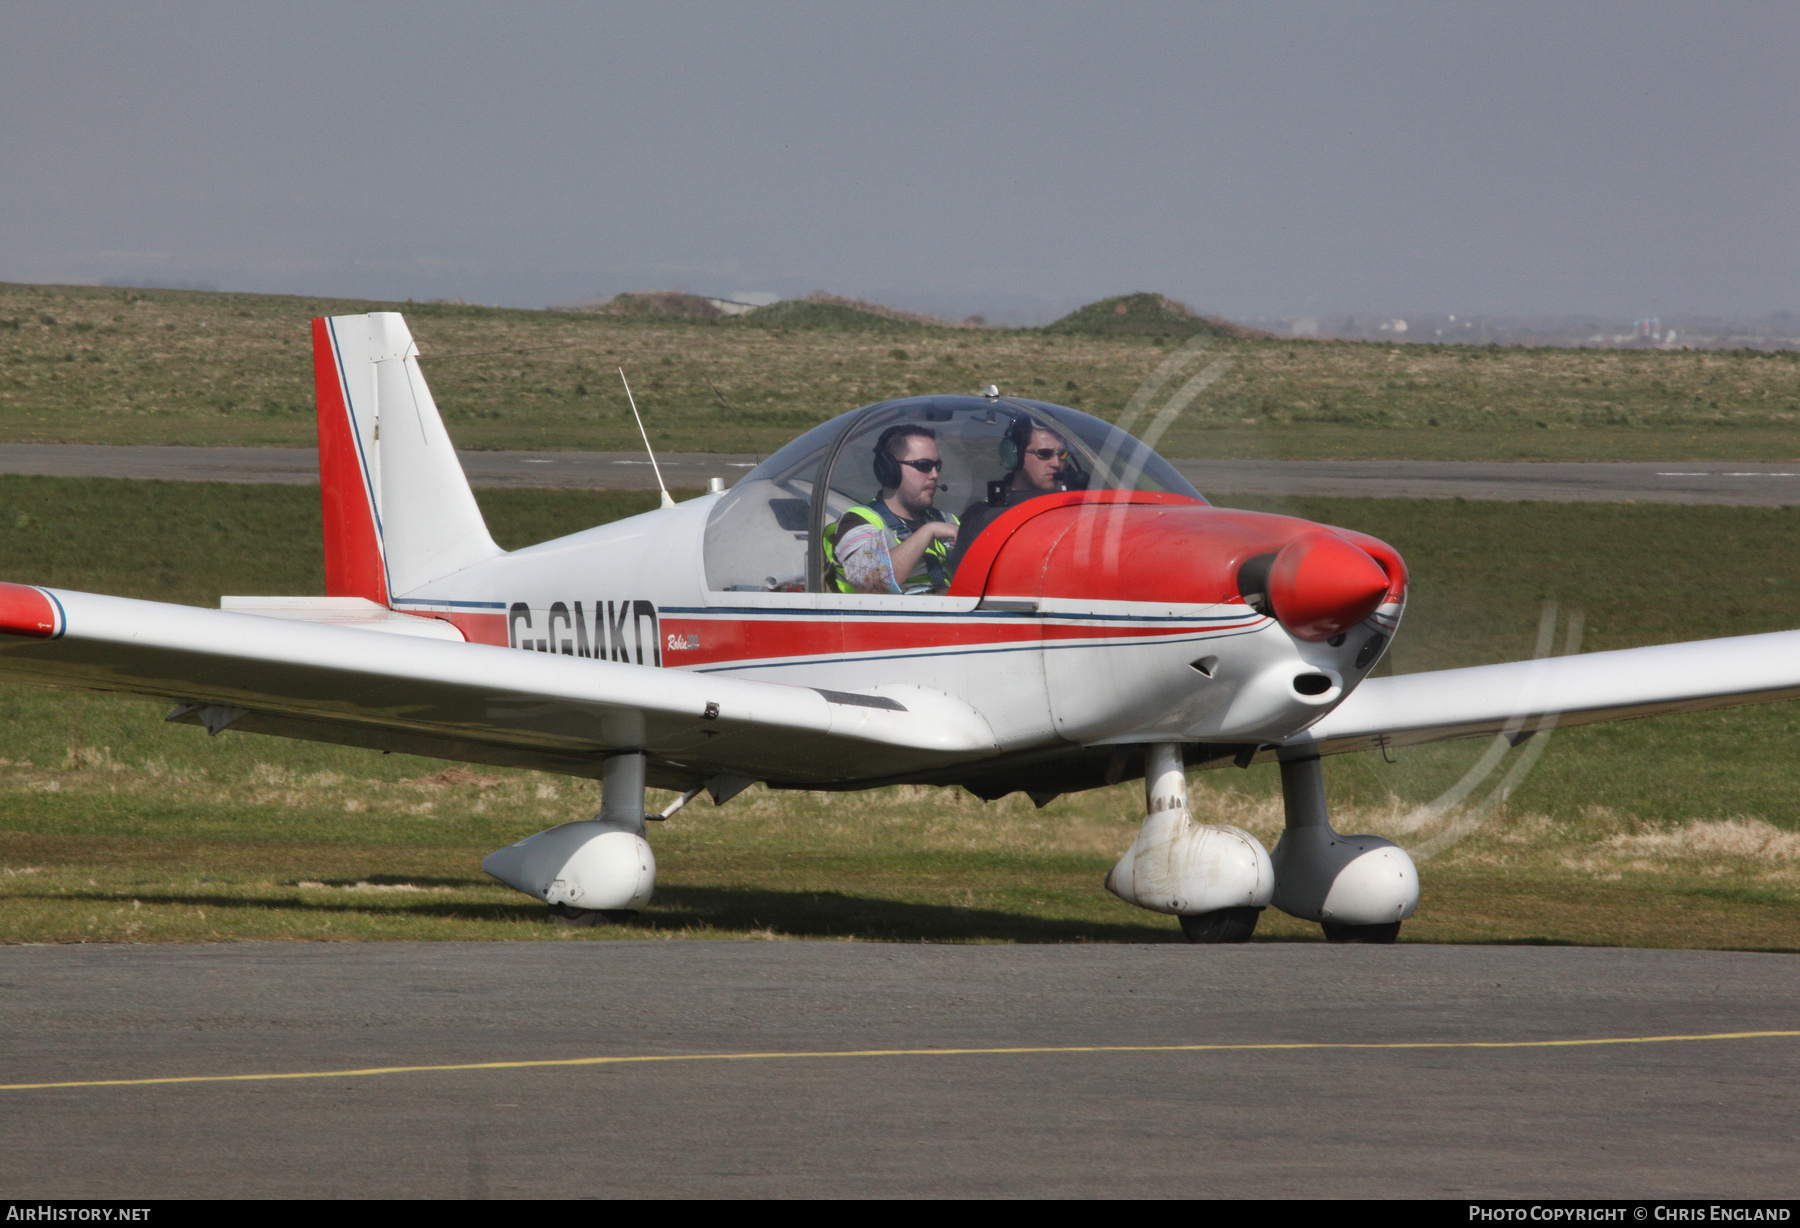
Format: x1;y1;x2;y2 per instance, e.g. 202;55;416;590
0;476;1796;947
5;281;1800;461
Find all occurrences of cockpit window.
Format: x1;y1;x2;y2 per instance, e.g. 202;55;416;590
702;395;1204;594
701;417;839;593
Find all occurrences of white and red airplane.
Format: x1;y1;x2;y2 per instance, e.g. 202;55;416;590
1;311;1795;942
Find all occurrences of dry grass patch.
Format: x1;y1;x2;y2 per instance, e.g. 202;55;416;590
1602;816;1800;862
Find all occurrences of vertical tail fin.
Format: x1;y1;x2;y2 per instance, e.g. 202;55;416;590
311;313;501;602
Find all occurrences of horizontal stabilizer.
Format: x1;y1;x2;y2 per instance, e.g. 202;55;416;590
220;596;466;641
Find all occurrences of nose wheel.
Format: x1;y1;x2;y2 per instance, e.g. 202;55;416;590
1321;920;1401;944
1178;906;1262;944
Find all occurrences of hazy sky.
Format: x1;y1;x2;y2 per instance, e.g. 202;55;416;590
3;2;1795;323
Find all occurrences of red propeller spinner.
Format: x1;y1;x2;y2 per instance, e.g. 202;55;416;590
1267;530;1392;642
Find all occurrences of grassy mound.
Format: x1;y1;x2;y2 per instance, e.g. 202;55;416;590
587;291;730;321
736;293;973;332
1046;292;1267;339
737;299;913;331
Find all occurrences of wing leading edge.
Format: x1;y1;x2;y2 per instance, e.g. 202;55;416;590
0;583;998;788
8;581;1798;786
1293;629;1800;758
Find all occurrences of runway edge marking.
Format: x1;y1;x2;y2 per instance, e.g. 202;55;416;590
4;1030;1798;1092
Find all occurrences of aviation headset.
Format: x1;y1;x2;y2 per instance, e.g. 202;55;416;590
872;424;935;490
997;413;1046;472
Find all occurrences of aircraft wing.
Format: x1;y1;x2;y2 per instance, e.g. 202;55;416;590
1292;629;1800;757
0;584;998;788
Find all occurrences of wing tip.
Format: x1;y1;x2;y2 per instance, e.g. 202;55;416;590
0;582;63;639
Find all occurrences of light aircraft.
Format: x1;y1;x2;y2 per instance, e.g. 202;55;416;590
2;311;1796;942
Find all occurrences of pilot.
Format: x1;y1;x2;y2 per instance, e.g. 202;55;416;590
826;425;961;594
946;414;1084;573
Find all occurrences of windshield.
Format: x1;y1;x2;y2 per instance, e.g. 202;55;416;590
702;395;1203;594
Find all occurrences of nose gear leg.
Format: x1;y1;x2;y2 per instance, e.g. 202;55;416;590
1271;752;1418;943
1105;742;1273;943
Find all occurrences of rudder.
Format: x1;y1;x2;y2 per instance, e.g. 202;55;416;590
312;313;501;602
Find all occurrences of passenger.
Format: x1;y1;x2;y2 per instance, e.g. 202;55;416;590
947;415;1083;573
999;418;1074;499
826;425;961;594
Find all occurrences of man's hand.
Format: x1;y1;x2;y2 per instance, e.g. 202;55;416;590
887;520;958;590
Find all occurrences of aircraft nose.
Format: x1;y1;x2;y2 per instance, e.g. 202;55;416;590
1267;531;1391;641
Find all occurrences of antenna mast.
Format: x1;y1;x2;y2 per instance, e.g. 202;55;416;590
618;368;675;508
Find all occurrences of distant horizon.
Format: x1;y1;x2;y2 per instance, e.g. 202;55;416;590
26;276;1789;348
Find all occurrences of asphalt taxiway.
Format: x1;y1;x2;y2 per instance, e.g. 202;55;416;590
0;942;1794;1198
5;443;1800;505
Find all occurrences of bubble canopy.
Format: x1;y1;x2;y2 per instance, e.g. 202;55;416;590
702;395;1205;594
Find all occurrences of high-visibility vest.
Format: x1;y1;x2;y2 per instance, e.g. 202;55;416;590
825;502;960;593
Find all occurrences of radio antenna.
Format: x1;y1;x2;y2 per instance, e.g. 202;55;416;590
618;368;674;508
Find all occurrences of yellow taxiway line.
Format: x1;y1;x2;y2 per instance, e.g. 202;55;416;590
4;1030;1797;1092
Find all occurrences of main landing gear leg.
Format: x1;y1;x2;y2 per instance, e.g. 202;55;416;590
1106;742;1274;944
480;752;657;926
1271;752;1418;943
550;752;654;927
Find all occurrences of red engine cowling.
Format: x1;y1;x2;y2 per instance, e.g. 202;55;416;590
949;493;1404;638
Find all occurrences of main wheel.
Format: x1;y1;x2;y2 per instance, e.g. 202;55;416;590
547;903;637;928
1179;906;1261;944
1321;920;1401;944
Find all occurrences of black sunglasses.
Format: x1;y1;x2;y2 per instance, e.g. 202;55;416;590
898;458;942;474
1026;448;1067;461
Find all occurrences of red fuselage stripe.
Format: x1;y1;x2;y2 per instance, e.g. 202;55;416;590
656;615;1258;666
